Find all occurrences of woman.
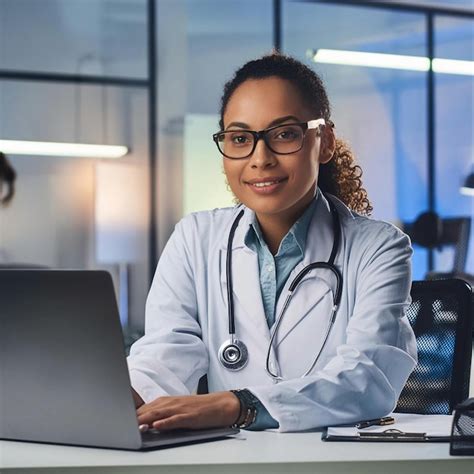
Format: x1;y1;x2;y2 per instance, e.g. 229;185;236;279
128;53;417;432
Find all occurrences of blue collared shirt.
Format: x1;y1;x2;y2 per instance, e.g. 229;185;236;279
243;194;318;430
244;195;318;328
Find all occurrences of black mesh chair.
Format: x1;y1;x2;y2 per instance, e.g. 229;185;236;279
396;279;473;415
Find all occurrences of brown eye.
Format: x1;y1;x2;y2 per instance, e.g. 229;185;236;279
229;132;253;147
232;135;249;144
276;130;297;140
270;126;302;141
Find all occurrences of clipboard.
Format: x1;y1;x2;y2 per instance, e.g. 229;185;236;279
322;413;453;442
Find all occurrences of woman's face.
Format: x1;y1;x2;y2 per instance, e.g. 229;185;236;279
222;77;330;222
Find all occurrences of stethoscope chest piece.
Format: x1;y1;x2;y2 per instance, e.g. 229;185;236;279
218;339;249;370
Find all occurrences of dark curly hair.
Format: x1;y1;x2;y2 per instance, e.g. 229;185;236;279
0;152;16;206
219;52;372;215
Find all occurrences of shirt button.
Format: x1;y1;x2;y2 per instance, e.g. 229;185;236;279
267;266;272;272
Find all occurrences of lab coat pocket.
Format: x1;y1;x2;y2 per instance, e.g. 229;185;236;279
272;278;335;379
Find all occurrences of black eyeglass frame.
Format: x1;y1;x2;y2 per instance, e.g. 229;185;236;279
212;118;331;160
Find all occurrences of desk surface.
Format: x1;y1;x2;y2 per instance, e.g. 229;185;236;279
1;431;473;474
3;343;474;473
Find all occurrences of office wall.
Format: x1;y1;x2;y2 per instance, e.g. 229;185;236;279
434;16;474;273
0;0;150;327
0;0;274;328
156;1;473;280
281;1;473;278
155;0;273;250
0;0;472;329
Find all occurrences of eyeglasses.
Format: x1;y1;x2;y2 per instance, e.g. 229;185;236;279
212;118;328;160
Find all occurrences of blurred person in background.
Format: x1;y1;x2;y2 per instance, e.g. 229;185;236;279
0;151;15;207
0;151;16;263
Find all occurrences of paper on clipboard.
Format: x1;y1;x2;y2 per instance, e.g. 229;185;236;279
324;413;453;442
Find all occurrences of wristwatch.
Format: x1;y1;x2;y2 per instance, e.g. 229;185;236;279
230;389;258;429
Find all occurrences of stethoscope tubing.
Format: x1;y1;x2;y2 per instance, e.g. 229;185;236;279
225;208;244;339
220;194;343;380
265;199;343;380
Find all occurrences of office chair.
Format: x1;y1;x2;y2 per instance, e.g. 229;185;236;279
403;213;472;275
395;279;473;415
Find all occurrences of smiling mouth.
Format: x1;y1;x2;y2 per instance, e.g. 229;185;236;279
246;178;288;188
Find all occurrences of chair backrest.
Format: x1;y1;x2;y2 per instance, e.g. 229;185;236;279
396;279;473;415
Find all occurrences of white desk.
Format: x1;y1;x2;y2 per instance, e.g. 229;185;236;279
2;343;473;473
1;431;473;474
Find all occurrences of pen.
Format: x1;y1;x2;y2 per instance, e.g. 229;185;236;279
356;416;395;429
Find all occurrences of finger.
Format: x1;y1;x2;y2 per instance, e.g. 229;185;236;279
136;399;167;417
137;402;159;417
137;408;174;425
136;396;174;416
152;414;190;431
138;424;149;433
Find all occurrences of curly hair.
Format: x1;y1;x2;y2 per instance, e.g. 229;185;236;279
218;52;372;215
0;152;16;206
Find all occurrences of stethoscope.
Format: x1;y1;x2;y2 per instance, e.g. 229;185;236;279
218;194;343;381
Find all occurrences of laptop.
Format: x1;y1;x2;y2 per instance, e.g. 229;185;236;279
0;269;238;450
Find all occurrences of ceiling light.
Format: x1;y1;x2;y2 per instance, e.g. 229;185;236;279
309;49;474;76
0;139;128;159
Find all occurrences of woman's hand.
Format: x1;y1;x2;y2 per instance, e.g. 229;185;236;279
136;392;241;431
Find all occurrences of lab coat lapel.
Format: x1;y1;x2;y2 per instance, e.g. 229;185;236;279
273;193;337;346
220;208;270;343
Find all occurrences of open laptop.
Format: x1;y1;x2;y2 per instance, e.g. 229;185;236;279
0;270;238;450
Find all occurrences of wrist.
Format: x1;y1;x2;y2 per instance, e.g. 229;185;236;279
229;391;245;425
219;391;241;425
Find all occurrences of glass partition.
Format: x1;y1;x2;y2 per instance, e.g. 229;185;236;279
156;0;273;250
0;0;147;78
434;16;474;274
282;1;429;278
0;0;150;328
1;0;471;333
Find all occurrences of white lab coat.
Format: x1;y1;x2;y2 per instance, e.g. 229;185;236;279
128;192;417;432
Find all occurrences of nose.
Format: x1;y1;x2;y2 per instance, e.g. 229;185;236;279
248;137;277;169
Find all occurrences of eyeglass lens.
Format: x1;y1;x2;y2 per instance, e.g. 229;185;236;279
217;124;305;159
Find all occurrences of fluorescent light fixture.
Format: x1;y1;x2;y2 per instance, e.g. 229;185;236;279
432;58;474;76
310;49;430;72
0;139;128;159
309;49;474;76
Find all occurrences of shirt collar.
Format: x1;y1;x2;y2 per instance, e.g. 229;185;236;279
244;188;319;256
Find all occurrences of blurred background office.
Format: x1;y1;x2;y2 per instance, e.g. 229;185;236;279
0;0;472;333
